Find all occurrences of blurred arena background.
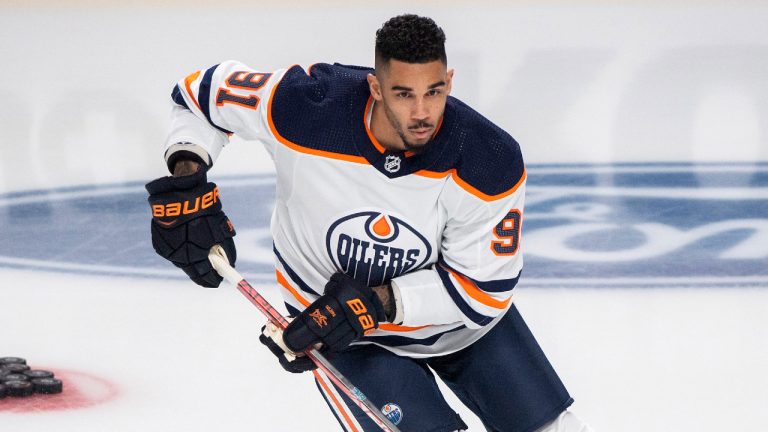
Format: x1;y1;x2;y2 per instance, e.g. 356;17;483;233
2;0;766;192
1;1;766;431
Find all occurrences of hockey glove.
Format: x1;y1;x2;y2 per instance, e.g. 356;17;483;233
259;321;317;373
283;273;386;353
145;168;236;288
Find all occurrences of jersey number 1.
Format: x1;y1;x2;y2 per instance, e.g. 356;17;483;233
491;210;521;256
216;71;272;109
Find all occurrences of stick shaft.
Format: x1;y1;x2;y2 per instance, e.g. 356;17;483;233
234;279;398;431
210;246;400;432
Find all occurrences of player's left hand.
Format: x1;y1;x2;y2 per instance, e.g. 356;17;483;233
145;168;236;288
282;273;386;353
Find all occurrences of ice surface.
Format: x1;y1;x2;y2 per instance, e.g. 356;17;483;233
2;270;767;431
2;3;767;431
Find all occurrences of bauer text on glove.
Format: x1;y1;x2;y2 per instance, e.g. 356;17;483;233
282;273;386;353
145;167;236;287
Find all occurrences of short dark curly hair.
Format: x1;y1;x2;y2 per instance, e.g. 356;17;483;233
375;14;447;70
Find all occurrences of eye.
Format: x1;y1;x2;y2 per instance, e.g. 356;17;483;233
396;91;411;98
427;89;442;97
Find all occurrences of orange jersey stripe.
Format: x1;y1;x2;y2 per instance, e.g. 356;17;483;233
275;269;311;308
378;323;430;332
414;168;527;202
413;169;452;179
314;370;360;432
183;70;203;113
442;265;512;310
267;71;369;165
363;97;387;154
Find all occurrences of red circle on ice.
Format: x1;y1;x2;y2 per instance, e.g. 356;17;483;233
0;368;118;412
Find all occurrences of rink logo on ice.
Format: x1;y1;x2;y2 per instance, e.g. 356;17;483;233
381;403;403;425
0;175;277;280
521;163;768;287
325;211;432;287
1;165;767;288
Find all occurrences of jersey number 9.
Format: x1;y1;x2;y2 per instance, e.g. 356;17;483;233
491;210;521;256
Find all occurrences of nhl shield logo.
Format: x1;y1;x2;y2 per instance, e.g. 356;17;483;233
384;155;401;173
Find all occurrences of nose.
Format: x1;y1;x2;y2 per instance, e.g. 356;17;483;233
412;97;429;120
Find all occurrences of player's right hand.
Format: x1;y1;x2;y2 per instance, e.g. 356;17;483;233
145;168;236;288
259;321;317;373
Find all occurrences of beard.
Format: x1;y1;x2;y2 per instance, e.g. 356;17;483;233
382;102;435;153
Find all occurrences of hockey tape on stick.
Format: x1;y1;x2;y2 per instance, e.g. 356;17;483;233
209;245;401;432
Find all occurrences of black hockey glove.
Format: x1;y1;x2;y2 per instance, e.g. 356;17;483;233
145;168;236;288
282;273;386;353
259;322;317;374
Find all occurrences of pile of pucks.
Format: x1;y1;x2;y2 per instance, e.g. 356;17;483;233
0;357;63;399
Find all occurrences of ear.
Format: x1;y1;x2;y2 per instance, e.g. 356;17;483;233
367;73;383;101
445;68;455;96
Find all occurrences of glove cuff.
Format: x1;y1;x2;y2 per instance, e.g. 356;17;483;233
166;148;210;174
145;168;207;195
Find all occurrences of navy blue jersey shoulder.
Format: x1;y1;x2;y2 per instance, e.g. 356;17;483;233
431;98;525;197
270;63;371;157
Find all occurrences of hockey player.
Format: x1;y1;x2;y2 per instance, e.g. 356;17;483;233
146;14;593;432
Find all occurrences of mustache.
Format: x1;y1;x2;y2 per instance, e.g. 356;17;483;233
408;121;434;130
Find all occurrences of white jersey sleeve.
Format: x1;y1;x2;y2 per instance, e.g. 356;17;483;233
164;60;288;167
392;172;526;330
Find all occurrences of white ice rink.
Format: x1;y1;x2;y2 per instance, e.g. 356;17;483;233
2;270;768;431
2;2;767;431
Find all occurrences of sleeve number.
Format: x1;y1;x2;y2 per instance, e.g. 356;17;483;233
491;210;521;256
215;71;272;109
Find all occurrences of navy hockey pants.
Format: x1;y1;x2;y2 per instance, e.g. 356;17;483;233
314;304;573;432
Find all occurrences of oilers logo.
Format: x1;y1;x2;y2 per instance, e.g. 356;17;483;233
381;403;403;425
326;211;432;286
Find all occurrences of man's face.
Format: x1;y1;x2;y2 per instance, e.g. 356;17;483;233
370;59;453;152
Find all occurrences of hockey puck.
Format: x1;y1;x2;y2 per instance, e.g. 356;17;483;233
3;363;31;373
32;378;63;394
0;384;6;399
0;357;27;366
1;374;29;383
24;370;55;380
5;380;34;397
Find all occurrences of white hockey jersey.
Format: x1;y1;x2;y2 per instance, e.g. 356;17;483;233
165;61;527;358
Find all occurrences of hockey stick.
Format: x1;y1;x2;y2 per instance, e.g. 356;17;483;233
208;245;401;432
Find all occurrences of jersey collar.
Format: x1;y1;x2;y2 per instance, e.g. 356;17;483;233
359;96;449;179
